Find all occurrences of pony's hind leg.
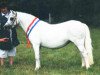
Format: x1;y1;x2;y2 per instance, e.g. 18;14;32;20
78;45;90;69
81;54;85;67
73;39;90;69
32;44;41;71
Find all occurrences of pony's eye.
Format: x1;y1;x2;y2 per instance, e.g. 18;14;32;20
10;17;14;21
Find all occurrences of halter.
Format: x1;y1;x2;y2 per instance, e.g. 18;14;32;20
13;12;18;27
3;10;17;28
9;10;18;27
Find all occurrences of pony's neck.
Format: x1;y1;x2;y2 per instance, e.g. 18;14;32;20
17;12;36;31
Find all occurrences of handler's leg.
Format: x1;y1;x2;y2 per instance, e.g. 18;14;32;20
8;47;16;65
0;49;7;66
0;58;5;66
9;56;14;65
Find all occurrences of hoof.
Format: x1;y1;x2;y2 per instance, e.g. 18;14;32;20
82;63;85;67
35;66;41;71
86;65;90;70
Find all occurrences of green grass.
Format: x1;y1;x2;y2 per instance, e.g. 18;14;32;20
0;27;100;75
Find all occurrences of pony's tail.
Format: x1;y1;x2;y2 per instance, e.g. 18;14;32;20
84;25;94;65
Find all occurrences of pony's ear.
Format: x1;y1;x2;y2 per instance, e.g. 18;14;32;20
11;10;17;17
11;10;15;14
15;12;17;17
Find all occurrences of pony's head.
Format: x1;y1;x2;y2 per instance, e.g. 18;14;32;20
4;10;17;28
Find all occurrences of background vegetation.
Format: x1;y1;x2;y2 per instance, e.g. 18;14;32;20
1;0;100;27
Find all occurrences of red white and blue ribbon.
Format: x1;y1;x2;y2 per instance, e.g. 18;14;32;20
26;17;40;48
26;17;40;37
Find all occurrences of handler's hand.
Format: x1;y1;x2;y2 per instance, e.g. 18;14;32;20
0;38;9;42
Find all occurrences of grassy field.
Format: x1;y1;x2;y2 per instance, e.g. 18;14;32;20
0;27;100;75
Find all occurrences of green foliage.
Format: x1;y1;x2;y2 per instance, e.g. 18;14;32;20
0;27;100;75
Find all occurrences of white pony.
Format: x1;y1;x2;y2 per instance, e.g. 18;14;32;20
4;10;94;70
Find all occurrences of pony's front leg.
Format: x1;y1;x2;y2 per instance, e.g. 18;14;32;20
32;44;41;71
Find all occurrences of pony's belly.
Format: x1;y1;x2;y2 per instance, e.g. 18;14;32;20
41;40;69;48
